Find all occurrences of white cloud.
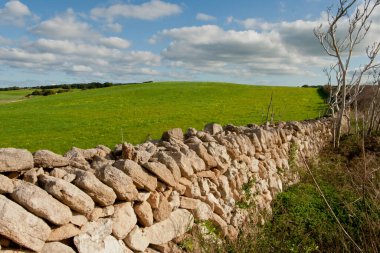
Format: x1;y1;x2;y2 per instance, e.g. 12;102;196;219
31;9;99;40
91;0;182;22
72;65;92;72
196;13;216;22
99;37;131;49
0;0;33;26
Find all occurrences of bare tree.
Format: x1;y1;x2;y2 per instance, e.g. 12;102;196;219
314;0;380;147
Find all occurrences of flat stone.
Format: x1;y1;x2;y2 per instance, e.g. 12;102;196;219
0;148;33;172
112;202;137;239
39;174;95;215
188;143;218;169
145;209;194;245
70;213;88;227
0;174;13;194
134;201;154;227
65;168;117;206
167;151;194;177
180;196;200;210
10;180;72;225
42;242;76;253
143;162;177;187
204;123;223;135
113;159;157;191
48;223;81;241
95;165;138;201
34;150;69;168
0;195;51;252
123;226;150;252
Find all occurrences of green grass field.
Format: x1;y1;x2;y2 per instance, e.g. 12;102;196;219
0;82;326;153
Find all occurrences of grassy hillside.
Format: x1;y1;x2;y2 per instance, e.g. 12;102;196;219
0;82;325;153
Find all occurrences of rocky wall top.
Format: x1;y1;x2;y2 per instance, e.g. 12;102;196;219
0;118;333;253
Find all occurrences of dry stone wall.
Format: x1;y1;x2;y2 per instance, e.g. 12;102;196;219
0;118;333;253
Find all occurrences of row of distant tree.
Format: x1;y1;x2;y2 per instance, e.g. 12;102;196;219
0;81;154;92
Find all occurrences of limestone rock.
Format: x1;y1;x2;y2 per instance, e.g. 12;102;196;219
87;206;115;221
162;128;184;142
48;223;81;241
156;151;182;181
153;195;172;222
0;174;13;194
39;174;95;215
180;196;200;210
11;180;72;225
42;242;76;253
0;148;33;172
188;143;218;169
204;123;223;135
167;150;194;177
134;201;154;227
70;213;88;227
145;209;194;245
112;202;137;239
74;218;126;253
0;195;51;252
34;150;69;168
95;165;138;201
23;167;44;184
143;162;177;187
113;159;157;191
67;168;117;206
123;226;150;252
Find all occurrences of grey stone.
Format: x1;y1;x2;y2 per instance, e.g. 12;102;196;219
0;148;33;172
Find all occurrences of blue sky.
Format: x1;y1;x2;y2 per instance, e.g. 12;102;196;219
0;0;379;87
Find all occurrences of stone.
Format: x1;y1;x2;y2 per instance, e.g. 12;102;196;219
74;218;126;253
162;128;184;142
188;143;218;169
42;242;76;253
134;201;154;227
153;195;172;222
23;167;44;184
113;159;157;191
145;209;194;245
136;191;151;202
0;195;51;252
70;213;88;227
167;150;194;177
143;162;177;187
95;165;138;201
156;151;182;181
192;201;213;221
123;226;150;252
112;202;137;239
0;174;13;193
87;206;115;221
180;196;200;210
204;123;223;135
147;191;160;209
66;168;117;206
47;223;81;241
34;150;69;168
0;148;33;172
10;180;72;225
39;174;95;215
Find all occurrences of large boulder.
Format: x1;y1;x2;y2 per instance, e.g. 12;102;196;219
145;209;194;245
94;165;138;201
0;195;51;252
0;148;33;172
39;174;95;215
10;180;72;225
34;150;69;168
